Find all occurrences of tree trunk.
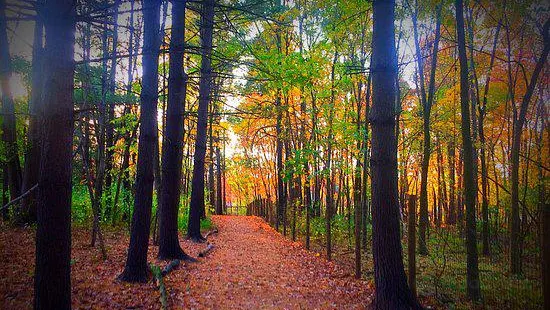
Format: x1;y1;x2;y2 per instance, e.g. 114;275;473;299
20;16;44;224
34;0;76;307
354;85;363;280
216;147;223;214
153;2;169;246
104;0;120;220
275;91;285;232
208;103;215;217
457;149;464;229
119;0;161;282
413;3;441;256
544;199;550;310
188;0;215;242
112;0;138;224
112;124;137;225
0;0;22;206
2;164;7;220
362;75;371;252
509;19;549;275
447;140;456;225
326;49;338;261
411;5;429;255
92;15;110;246
455;0;481;300
434;133;446;227
479;22;501;256
370;1;420;308
158;0;190;260
407;195;417;297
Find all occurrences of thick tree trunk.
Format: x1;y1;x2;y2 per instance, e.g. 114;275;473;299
158;0;190;260
34;0;76;308
20;17;44;224
456;0;481;301
0;0;22;205
188;0;215;242
119;0;161;282
370;1;420;308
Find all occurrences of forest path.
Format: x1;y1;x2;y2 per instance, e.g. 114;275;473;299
0;216;371;309
179;215;371;309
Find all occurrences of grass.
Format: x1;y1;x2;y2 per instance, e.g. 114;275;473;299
71;184;214;236
285;208;543;309
59;188;548;309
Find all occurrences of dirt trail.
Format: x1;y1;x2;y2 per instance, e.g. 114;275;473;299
180;215;371;309
1;215;372;309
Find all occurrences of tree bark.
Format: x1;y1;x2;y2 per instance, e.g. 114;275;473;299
326;49;338;261
479;22;501;256
447;140;456;225
208;102;215;217
370;1;420;308
112;0;138;224
119;0;161;282
456;0;481;301
362;75;371;252
0;0;22;206
509;18;549;275
104;0;120;220
158;0;190;260
407;195;417;297
188;0;215;242
354;81;363;280
216;146;223;214
20;15;44;224
413;2;441;256
543;199;550;310
275;17;285;232
2;164;7;220
34;0;76;307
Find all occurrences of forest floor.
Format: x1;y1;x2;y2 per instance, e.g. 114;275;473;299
1;215;372;309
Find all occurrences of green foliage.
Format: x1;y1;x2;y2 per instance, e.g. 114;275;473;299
71;185;92;223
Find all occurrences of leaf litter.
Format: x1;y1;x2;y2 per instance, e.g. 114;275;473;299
1;215;373;309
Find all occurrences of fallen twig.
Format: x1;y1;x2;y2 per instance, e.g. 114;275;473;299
150;259;180;310
149;264;168;310
0;184;38;212
161;259;180;276
204;228;219;239
198;243;215;257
